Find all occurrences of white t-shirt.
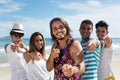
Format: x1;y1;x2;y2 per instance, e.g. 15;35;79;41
98;43;114;80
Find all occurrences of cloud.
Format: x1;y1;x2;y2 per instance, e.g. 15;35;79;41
59;1;102;13
0;1;120;38
0;16;51;38
0;0;11;4
15;16;51;38
0;0;23;13
56;1;120;38
87;0;102;7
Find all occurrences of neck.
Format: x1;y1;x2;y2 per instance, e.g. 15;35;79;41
57;36;70;49
82;37;90;42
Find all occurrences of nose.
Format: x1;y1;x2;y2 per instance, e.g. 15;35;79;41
84;29;88;32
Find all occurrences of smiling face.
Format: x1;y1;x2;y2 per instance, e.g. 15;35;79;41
34;35;44;50
96;26;108;40
11;32;24;44
79;23;93;41
51;21;67;40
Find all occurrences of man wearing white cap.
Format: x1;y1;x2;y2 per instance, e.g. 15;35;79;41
5;23;28;80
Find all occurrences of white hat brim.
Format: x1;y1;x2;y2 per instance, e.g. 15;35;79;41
12;30;24;34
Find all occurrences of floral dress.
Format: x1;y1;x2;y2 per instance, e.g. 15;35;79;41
54;39;82;80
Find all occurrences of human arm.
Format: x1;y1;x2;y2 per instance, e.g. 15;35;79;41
46;44;60;72
11;44;20;52
87;39;99;52
11;42;28;53
23;52;31;63
30;52;42;61
19;42;28;52
62;40;85;77
101;36;112;48
4;44;9;53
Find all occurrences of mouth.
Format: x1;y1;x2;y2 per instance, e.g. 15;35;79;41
37;44;42;48
82;32;88;36
56;32;63;36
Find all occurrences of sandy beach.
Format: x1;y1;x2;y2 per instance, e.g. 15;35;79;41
111;61;120;80
0;61;120;80
0;63;11;80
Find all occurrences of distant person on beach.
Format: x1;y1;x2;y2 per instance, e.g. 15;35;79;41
95;20;115;80
4;23;28;80
23;32;51;80
46;17;85;80
79;19;100;80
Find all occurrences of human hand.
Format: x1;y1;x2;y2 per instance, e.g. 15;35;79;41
50;48;60;59
19;42;26;48
62;64;74;77
103;36;112;48
87;40;97;52
30;52;42;61
19;41;28;51
14;44;20;52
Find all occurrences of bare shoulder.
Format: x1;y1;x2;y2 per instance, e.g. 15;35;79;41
70;39;83;54
70;39;84;64
71;39;82;49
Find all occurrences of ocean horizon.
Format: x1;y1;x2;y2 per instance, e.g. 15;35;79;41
0;37;120;63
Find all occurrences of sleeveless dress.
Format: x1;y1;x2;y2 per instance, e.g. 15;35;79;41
6;43;28;80
54;39;82;80
26;59;51;80
80;39;100;80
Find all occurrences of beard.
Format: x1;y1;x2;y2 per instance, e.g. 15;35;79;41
57;37;65;40
56;34;67;40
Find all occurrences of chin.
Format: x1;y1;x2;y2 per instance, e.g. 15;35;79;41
57;37;65;40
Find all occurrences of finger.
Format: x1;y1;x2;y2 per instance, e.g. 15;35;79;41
53;48;59;53
87;42;92;48
87;45;95;52
103;35;108;39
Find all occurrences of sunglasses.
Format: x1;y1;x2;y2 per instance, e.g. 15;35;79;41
14;33;24;38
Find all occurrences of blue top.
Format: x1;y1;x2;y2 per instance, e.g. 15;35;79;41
80;39;100;80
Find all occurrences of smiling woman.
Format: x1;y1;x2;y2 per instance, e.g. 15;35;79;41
23;32;52;80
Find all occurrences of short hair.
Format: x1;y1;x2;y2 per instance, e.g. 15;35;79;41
95;20;109;30
79;19;93;30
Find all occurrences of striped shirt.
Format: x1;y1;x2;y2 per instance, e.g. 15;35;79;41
80;39;100;80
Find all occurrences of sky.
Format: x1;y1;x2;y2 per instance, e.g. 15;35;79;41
0;0;120;38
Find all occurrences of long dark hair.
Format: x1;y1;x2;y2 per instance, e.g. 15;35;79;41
29;32;46;59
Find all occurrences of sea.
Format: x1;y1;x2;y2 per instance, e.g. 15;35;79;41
0;37;120;63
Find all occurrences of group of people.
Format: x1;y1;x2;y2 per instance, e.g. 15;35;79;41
4;17;115;80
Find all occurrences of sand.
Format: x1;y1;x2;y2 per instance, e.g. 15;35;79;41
0;61;120;80
111;61;120;80
0;63;11;80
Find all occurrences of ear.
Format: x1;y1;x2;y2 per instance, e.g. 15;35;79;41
10;35;12;37
106;31;109;35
